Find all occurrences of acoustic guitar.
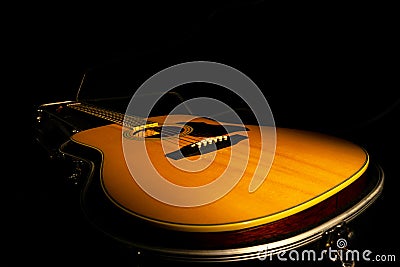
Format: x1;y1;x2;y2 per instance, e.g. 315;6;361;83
35;98;384;264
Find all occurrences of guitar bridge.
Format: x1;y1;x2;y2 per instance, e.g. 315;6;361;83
190;136;228;148
165;134;248;160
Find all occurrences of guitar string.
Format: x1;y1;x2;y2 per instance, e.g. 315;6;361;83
67;102;230;148
66;103;212;146
66;103;192;146
79;104;199;144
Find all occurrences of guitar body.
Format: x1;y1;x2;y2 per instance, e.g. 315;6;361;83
35;100;384;263
55;112;382;261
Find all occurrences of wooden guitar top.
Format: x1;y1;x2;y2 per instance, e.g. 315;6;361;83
71;115;368;232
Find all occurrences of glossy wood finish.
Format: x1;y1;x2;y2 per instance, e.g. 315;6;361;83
70;115;368;232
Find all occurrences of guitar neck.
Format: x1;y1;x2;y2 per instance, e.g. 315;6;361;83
66;102;158;130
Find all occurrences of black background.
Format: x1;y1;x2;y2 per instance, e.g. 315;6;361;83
27;2;398;266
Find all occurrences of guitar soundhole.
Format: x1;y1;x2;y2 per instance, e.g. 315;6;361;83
123;125;193;140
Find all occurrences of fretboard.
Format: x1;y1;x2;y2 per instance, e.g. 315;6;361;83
66;102;158;130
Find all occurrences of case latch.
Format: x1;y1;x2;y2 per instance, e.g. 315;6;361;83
323;222;356;267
